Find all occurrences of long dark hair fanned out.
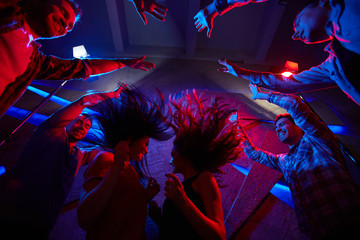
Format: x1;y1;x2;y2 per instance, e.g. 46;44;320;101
91;87;174;178
170;90;242;173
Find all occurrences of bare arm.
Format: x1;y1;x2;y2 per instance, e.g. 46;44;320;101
239;111;283;171
165;173;226;240
77;141;130;230
48;85;126;128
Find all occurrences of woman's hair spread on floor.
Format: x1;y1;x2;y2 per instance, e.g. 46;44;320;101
169;89;242;173
90;86;174;177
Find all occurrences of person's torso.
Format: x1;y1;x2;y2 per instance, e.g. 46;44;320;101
160;174;206;240
0;28;33;96
86;162;147;240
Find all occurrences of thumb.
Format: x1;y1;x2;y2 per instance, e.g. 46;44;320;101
165;173;181;185
207;28;212;38
137;56;146;61
139;12;147;25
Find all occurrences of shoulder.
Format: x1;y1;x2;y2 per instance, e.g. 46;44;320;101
193;171;219;195
83;151;114;180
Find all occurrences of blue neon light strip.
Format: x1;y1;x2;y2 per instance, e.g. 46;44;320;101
27;86;71;106
230;163;294;209
6;106;48;125
26;86;97;115
0;166;5;176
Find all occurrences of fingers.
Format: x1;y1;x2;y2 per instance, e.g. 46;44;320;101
114;83;127;97
136;61;155;71
154;2;168;11
217;68;229;72
207;28;212;38
218;58;228;65
148;177;160;189
135;56;146;61
149;11;165;22
165;173;181;185
164;179;178;195
139;11;147;25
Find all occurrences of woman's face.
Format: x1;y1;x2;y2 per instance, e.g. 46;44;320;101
129;136;149;161
170;147;186;174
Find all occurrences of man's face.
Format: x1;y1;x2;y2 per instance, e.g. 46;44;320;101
275;117;302;145
129;136;149;162
292;5;331;44
28;0;76;39
67;115;91;142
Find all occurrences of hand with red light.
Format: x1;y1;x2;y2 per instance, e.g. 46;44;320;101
146;177;160;201
217;58;252;78
130;0;168;25
164;173;188;207
193;5;218;38
81;84;127;107
120;56;155;71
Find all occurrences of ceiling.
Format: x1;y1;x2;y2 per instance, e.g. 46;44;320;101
1;0;360;168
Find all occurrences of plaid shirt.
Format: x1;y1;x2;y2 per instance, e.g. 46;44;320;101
244;93;360;239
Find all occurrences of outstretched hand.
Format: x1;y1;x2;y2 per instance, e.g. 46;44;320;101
164;173;188;207
217;58;249;78
130;0;167;25
122;56;155;71
81;84;127;107
194;8;216;38
249;83;269;100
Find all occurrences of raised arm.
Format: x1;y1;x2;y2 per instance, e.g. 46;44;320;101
238;111;283;171
48;85;126;128
218;58;337;93
165;172;226;240
194;0;267;38
77;141;130;230
248;84;337;148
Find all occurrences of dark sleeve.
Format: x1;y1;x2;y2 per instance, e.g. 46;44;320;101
34;52;92;81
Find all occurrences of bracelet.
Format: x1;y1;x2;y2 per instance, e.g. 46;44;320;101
215;0;229;15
